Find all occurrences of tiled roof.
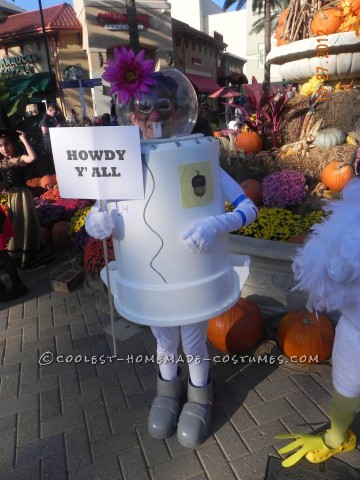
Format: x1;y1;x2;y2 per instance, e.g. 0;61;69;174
0;0;25;14
0;2;81;40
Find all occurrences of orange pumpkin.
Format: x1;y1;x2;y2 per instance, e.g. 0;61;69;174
310;8;343;35
236;131;262;153
286;235;306;244
321;162;354;191
349;0;360;14
277;310;335;363
40;174;57;189
275;25;289;46
278;7;289;27
240;179;263;206
40;226;52;245
51;221;73;249
208;298;264;354
213;131;223;138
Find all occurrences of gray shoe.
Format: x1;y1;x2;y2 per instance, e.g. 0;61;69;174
148;371;182;440
176;377;213;449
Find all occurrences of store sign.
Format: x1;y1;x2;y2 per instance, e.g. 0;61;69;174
0;52;40;75
105;24;144;31
192;57;203;67
97;12;149;27
97;11;163;30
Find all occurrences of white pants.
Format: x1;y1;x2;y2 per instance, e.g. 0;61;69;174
151;321;209;387
332;315;360;398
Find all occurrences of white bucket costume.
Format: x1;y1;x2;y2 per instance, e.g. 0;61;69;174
276;173;360;466
85;58;257;449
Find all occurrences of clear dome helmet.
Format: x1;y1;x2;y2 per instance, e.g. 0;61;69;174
114;68;198;139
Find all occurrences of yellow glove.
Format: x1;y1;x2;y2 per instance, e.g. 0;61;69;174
275;432;325;467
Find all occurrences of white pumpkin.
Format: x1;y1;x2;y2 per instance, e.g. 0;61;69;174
314;128;347;148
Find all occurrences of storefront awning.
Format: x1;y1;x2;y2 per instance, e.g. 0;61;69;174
9;72;52;101
186;74;221;93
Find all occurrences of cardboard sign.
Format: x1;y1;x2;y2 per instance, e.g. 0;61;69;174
49;126;144;200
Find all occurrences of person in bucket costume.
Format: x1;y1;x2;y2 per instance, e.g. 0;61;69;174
275;151;360;466
85;48;258;448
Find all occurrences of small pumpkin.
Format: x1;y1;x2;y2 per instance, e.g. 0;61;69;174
40;174;57;189
51;221;73;249
277;309;335;363
240;179;263;206
275;25;289;46
310;8;343;35
278;7;289;27
236;131;262;153
321;161;354;191
286;235;306;244
314;128;346;148
208;298;264;354
213;131;223;138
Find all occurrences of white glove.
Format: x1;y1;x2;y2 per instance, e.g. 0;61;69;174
85;206;114;240
182;211;247;253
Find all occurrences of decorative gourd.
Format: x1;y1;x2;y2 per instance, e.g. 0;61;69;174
236;131;262;153
207;298;264;354
240;179;263;206
321;161;354;191
40;174;57;189
314;128;346;148
278;7;289;27
310;8;343;35
51;221;73;249
277;310;335;363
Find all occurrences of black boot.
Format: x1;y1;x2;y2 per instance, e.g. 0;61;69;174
0;252;28;301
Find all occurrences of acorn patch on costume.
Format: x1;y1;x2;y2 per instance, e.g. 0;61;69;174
178;161;214;209
192;170;206;197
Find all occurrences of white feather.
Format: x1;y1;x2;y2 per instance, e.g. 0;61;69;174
292;179;360;314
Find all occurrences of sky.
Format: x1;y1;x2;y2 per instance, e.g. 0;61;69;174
10;0;235;13
10;0;73;11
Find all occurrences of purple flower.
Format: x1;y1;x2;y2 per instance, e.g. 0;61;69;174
262;170;306;207
102;47;157;105
35;201;66;228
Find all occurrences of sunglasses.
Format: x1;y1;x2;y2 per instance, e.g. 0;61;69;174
135;98;172;116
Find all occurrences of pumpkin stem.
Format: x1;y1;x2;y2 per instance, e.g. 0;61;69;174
302;317;315;325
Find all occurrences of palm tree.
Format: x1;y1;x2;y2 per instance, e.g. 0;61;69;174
223;0;275;87
249;0;289;35
126;0;140;54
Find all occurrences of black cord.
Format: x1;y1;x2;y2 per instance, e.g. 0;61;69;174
142;158;167;284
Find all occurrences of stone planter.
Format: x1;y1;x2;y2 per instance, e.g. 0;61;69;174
230;234;308;317
267;32;360;83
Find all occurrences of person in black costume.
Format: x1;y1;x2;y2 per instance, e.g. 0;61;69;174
0;129;53;269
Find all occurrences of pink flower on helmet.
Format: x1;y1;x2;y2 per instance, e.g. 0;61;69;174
102;47;157;105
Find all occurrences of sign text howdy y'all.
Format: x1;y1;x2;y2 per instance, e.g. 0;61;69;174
66;149;126;177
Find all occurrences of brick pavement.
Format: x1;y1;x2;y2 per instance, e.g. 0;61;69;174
0;251;359;480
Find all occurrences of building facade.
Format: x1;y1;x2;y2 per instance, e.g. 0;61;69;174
73;0;174;117
168;0;283;85
0;3;92;120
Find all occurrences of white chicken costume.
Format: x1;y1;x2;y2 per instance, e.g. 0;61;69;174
276;175;360;466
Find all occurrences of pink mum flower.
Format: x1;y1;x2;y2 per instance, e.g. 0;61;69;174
102;47;157;105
